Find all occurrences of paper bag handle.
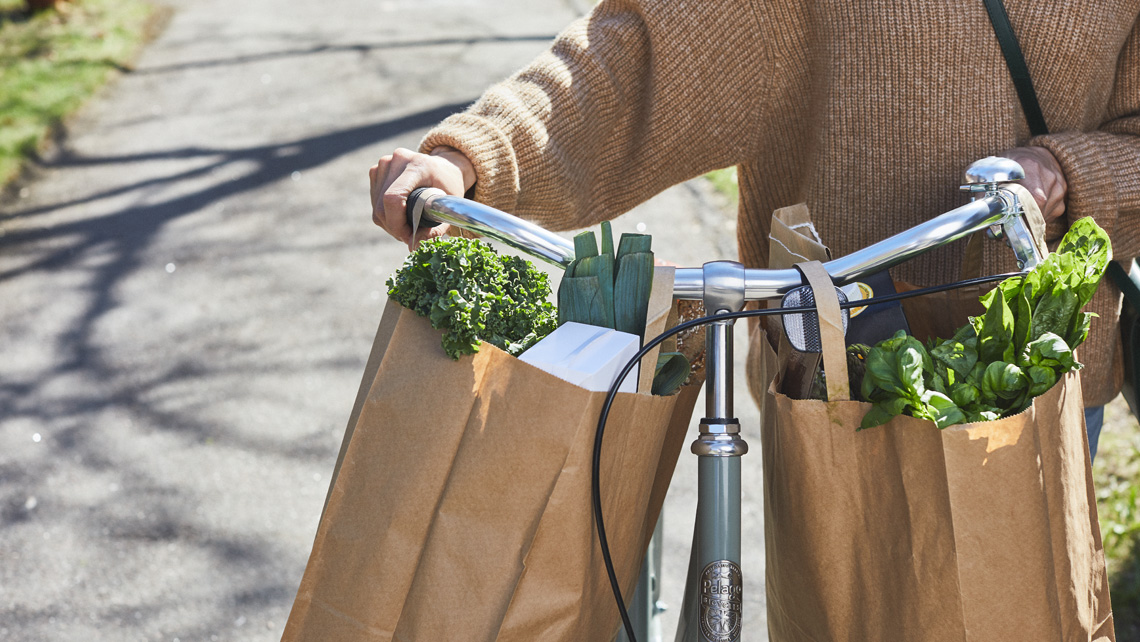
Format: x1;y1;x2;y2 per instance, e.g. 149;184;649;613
796;261;850;401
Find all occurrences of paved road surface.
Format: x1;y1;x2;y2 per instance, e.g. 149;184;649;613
0;0;767;640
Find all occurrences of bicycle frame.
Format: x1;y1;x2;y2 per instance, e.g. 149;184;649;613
404;157;1039;642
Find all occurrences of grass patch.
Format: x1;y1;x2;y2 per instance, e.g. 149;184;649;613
0;0;153;187
704;166;739;209
1095;397;1140;638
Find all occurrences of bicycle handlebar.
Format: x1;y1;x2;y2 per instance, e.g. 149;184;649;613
672;195;1009;300
407;186;577;268
404;157;1040;306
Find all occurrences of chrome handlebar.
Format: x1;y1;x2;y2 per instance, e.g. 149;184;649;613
407;187;577;268
405;157;1041;311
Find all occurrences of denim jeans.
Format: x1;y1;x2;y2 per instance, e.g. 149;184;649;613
1085;405;1105;463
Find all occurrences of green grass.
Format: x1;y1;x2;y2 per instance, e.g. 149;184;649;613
0;0;152;187
704;167;739;209
1095;397;1140;638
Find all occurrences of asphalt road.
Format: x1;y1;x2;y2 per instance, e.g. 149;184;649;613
0;0;767;640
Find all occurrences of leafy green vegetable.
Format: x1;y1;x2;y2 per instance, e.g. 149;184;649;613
652;352;689;396
558;275;608;328
858;217;1112;430
559;224;656;340
387;237;557;360
557;223;688;394
613;251;654;337
559;228;611;328
572;253;616;328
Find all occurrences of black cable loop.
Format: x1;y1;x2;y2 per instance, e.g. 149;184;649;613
595;271;1021;642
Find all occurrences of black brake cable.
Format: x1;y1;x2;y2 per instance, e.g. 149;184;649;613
593;271;1021;642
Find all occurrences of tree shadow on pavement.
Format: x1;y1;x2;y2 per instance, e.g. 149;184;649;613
1;100;471;232
1;96;476;453
0;99;472;639
0;98;473;450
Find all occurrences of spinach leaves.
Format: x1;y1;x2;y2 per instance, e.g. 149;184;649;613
859;217;1112;429
386;237;557;360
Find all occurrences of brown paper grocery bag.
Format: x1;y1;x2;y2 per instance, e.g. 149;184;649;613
283;302;699;642
768;203;831;268
765;204;833;400
750;263;1115;642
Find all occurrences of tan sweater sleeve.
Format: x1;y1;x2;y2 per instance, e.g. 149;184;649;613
1030;15;1140;261
419;0;767;232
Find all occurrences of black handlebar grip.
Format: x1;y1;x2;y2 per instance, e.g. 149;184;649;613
406;187;443;230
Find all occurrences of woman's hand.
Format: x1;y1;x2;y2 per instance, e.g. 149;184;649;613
1002;146;1068;225
369;146;476;249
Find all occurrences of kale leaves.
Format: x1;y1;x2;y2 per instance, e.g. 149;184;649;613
386;237;557;360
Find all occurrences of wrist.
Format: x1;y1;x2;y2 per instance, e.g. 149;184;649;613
430;146;477;193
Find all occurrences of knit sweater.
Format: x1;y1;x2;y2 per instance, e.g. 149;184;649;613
421;0;1140;407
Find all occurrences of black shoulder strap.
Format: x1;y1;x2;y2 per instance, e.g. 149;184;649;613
981;0;1050;136
1108;258;1140;306
981;1;1140;288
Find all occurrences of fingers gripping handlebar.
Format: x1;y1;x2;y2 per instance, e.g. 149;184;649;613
403;158;1043;313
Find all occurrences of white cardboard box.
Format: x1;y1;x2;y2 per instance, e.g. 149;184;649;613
519;322;640;393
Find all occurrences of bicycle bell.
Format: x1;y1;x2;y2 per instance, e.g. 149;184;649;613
960;156;1026;238
960;156;1026;193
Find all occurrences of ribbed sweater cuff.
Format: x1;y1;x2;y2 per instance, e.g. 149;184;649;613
420;113;521;213
1030;132;1127;405
1029;132;1120;233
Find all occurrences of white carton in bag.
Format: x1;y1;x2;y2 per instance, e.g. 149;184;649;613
519;322;640;394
